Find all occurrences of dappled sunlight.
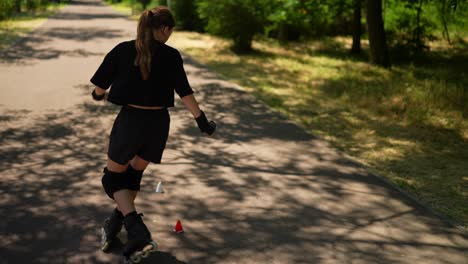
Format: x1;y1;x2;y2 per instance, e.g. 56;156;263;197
2;57;467;264
0;4;63;50
169;32;219;50
10;74;443;263
0;103;119;263
2;0;467;259
171;31;468;226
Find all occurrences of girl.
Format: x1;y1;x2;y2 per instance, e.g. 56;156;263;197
90;6;216;263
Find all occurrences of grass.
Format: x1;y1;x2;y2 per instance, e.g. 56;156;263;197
105;0;139;19
0;3;65;50
167;32;468;228
103;0;160;20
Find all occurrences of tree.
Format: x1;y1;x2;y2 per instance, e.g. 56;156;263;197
138;0;150;10
197;0;263;53
172;0;205;31
367;0;390;67
351;0;362;53
414;0;425;47
14;0;21;13
435;0;466;44
0;0;15;20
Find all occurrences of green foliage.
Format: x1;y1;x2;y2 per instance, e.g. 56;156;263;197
112;0;467;54
25;0;46;11
0;0;69;20
136;0;151;10
195;0;356;48
192;0;466;55
263;0;355;40
434;0;468;42
106;0;165;14
197;0;263;52
265;0;315;40
384;0;438;57
0;0;16;20
382;0;467;58
172;0;205;31
264;0;307;40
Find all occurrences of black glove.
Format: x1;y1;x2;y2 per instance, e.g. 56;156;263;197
91;90;106;101
195;111;216;136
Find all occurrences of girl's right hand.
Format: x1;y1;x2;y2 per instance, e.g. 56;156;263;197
195;111;216;136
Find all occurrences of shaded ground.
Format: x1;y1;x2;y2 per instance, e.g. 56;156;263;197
0;0;467;263
169;31;468;226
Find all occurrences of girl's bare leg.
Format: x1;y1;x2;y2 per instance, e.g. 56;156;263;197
106;156;150;216
128;156;150;203
107;159;134;215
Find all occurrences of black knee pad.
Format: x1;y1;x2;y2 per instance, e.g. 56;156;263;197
127;165;143;191
101;167;129;199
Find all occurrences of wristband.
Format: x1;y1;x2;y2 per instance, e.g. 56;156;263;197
92;90;106;101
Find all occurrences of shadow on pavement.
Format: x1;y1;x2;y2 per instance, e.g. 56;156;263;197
0;26;122;64
52;12;127;20
1;75;468;264
0;2;127;65
0;2;467;260
148;252;188;264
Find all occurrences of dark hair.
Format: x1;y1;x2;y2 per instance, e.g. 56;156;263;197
135;7;175;80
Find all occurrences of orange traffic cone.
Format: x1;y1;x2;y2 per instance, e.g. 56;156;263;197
173;220;184;233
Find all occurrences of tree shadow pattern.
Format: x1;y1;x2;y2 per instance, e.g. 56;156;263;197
148;62;468;263
1;1;467;263
0;26;122;64
1;60;467;264
0;0;130;65
182;36;468;228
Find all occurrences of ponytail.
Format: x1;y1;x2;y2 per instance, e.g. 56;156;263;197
135;7;175;80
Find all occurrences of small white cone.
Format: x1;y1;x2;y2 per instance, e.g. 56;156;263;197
155;182;165;193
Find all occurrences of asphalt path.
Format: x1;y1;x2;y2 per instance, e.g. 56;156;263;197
0;0;467;263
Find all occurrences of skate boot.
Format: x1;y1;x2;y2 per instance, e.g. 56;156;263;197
100;208;124;252
122;211;158;264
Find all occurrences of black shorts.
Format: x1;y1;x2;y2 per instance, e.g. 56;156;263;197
108;106;170;165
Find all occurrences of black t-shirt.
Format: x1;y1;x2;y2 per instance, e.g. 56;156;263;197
90;39;194;107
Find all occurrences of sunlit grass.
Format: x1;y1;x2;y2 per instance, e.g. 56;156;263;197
104;0;164;20
106;1;139;20
169;31;468;227
0;4;65;50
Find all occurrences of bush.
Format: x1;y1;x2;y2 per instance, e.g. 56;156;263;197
197;0;262;53
384;0;438;54
25;0;42;11
0;0;16;20
172;0;205;31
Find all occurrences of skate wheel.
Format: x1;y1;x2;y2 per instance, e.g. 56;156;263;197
149;241;158;252
100;227;107;244
130;255;141;263
101;241;110;252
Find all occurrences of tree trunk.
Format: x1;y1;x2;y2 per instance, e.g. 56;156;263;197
414;0;424;47
15;0;22;13
351;0;362;54
277;23;289;41
139;0;150;10
441;0;452;44
366;0;390;67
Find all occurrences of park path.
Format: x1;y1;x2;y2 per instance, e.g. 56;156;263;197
0;0;467;263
